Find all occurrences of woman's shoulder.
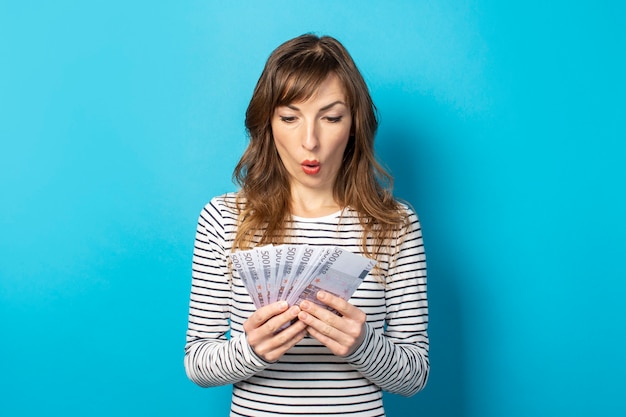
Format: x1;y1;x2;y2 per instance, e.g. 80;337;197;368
382;199;422;231
201;191;242;217
394;200;424;235
391;197;418;218
402;203;420;220
207;191;239;206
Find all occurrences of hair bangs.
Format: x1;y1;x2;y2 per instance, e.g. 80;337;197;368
274;52;341;106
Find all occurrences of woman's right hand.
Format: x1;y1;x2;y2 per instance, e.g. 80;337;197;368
243;301;308;363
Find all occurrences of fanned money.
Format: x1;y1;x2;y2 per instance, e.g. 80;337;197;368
230;245;376;311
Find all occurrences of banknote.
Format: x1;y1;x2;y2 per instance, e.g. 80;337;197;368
289;246;377;311
230;250;265;307
230;244;376;311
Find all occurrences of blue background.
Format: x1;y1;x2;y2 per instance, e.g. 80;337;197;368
1;1;624;416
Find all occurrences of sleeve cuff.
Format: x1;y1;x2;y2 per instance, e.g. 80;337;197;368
241;333;272;369
344;323;373;363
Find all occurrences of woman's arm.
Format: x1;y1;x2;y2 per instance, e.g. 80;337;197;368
184;198;309;386
345;210;429;396
184;199;269;387
299;209;429;396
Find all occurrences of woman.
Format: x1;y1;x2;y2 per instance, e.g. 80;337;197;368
185;34;429;417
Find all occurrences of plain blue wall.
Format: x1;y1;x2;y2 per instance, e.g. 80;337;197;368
1;1;624;416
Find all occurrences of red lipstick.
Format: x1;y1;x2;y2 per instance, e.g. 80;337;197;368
301;160;320;175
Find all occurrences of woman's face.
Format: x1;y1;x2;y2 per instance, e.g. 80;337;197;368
271;74;352;196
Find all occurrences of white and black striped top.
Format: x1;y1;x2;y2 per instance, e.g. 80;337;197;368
184;193;429;417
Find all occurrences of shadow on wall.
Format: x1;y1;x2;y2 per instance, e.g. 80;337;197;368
377;110;467;417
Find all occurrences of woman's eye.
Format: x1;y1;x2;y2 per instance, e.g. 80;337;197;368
279;116;297;123
326;116;343;123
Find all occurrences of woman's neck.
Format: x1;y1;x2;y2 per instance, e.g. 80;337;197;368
289;188;341;218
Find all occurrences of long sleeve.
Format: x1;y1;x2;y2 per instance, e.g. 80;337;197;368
183;195;429;416
345;211;429;396
184;199;270;387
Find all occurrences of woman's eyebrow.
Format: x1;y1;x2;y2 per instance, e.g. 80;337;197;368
285;100;347;112
319;100;347;111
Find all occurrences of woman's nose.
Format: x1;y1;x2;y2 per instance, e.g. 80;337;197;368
302;122;319;151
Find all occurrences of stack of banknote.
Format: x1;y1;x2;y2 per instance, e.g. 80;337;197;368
230;244;376;310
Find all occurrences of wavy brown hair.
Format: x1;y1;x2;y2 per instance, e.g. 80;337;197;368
232;33;408;266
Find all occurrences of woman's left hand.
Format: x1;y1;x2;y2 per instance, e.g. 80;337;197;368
297;291;366;357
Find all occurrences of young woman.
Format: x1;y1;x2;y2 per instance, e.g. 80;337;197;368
184;33;429;417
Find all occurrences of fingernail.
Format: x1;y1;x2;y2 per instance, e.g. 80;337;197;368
300;301;310;310
279;301;288;309
289;306;300;315
317;291;326;300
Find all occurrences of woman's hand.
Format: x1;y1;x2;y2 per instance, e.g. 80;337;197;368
243;301;308;363
297;291;366;357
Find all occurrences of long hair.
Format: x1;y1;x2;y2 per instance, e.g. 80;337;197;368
232;33;408;266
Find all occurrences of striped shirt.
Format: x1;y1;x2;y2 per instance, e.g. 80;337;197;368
184;193;429;416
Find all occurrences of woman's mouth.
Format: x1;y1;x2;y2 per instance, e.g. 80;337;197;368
301;160;321;175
